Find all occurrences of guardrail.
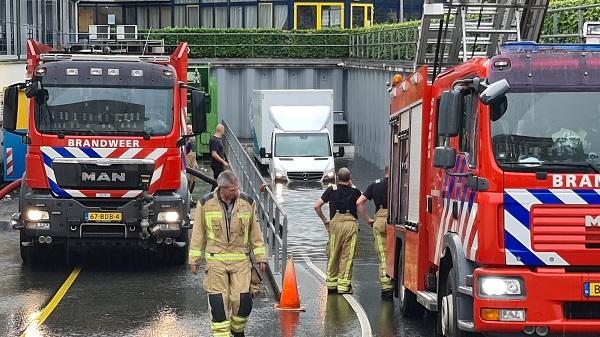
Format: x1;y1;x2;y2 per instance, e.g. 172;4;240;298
221;121;288;281
540;3;600;43
349;24;419;62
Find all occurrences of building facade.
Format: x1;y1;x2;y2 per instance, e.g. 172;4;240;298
76;0;423;31
1;0;77;57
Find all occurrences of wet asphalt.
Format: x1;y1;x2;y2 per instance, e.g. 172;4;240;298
0;155;434;337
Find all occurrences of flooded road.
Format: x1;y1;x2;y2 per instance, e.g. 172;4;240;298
0;154;433;337
269;154;434;337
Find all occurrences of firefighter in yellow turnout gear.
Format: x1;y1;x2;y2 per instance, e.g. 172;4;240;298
357;165;394;299
314;167;362;294
189;171;267;337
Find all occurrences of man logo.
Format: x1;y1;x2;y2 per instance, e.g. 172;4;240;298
82;172;126;182
585;215;600;227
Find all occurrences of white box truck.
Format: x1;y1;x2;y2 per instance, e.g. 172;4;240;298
249;89;344;182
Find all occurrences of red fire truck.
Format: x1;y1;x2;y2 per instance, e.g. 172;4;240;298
387;42;600;336
2;40;207;264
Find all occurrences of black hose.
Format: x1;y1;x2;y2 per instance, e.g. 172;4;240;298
186;167;217;186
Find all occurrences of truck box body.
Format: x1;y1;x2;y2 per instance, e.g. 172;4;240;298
250;89;336;181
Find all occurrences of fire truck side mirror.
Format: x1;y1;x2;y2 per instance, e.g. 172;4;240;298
190;90;207;134
3;84;20;132
480;79;510;105
433;146;456;169
437;90;462;137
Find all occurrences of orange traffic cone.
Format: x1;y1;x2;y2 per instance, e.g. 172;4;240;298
276;256;305;311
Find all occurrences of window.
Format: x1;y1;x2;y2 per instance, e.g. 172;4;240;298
187;5;200;27
160;7;172;28
137;7;148;29
321;5;342;28
296;5;316;29
245;6;257;28
79;7;95;32
458;92;478;167
274;5;287;29
259;3;273;29
230;7;243;28
351;4;373;28
149;7;160;28
215;7;227;28
201;7;214;27
389;120;401;224
125;7;136;25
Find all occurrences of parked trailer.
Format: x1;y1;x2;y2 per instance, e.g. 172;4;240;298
386;42;600;336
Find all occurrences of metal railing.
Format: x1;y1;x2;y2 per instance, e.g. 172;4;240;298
221;121;288;280
349;24;419;62
540;3;600;43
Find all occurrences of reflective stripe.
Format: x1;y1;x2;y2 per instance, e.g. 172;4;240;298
189;249;203;257
211;321;230;329
205;253;249;261
326;233;336;279
253;246;266;256
343;233;357;280
205;211;222;241
230;315;248;330
212;333;230;337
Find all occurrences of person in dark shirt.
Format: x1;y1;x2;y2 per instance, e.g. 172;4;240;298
314;167;362;294
209;124;229;190
357;165;393;298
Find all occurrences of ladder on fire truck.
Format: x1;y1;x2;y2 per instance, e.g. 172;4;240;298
415;0;550;79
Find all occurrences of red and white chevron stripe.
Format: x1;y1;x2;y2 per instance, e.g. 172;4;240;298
6;148;13;176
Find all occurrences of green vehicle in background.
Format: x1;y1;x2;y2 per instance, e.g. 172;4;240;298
187;65;218;156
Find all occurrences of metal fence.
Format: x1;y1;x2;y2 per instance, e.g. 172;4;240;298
221;121;288;280
540;3;600;43
348;25;419;62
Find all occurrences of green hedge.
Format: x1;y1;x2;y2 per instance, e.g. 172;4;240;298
145;28;349;58
541;0;600;42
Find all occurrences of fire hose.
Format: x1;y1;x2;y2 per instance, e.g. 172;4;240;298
0;179;21;200
186;167;217;187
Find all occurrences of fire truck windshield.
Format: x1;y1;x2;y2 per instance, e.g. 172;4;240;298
491;90;600;172
34;86;174;136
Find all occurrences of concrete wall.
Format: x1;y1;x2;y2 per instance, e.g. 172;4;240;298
213;66;344;139
345;68;395;169
200;60;409;169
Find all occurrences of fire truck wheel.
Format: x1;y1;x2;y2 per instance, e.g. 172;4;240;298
398;284;424;318
440;267;478;337
19;231;49;265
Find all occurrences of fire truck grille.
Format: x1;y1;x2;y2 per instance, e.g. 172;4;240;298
52;162;154;190
287;172;323;181
530;206;600;250
565;302;600;319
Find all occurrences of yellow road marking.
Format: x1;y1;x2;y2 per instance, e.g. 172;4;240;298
21;267;82;337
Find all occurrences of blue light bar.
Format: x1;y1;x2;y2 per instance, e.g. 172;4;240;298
501;41;600;53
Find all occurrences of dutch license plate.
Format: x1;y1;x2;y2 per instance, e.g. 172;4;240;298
584;282;600;297
85;212;122;222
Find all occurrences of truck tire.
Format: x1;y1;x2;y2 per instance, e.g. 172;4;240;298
397;250;424;318
439;267;479;337
20;231;39;265
163;228;189;265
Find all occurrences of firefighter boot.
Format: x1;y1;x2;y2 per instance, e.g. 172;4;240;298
333;213;359;294
373;208;394;295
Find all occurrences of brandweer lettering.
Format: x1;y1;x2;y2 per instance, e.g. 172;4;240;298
67;139;140;148
552;175;600;188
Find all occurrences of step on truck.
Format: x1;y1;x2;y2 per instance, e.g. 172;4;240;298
2;39;208;264
387;42;600;336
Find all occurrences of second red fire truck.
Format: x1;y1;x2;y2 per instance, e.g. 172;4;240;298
387;42;600;336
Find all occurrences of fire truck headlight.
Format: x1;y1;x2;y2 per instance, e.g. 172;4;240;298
478;277;524;298
157;211;180;223
25;209;50;222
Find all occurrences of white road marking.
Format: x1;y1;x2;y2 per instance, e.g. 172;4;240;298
301;255;373;337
